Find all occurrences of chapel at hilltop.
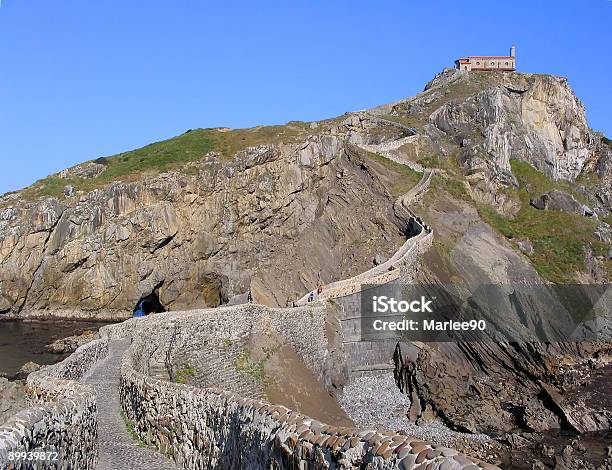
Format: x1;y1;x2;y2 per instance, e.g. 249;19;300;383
455;46;516;71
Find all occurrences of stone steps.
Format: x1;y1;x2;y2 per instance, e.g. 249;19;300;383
148;361;169;381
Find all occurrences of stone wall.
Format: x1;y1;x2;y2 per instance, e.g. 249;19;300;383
296;170;434;306
0;338;108;469
173;341;263;399
110;308;499;470
102;303;337;391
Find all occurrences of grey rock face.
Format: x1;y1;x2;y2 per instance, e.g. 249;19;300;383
59;161;107;179
1;70;610;320
0;378;26;425
0;126;409;318
516;239;534;255
15;361;41;379
428;74;593;182
530;189;595;216
379;71;611;219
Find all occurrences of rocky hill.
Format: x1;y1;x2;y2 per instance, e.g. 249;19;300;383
0;69;610;320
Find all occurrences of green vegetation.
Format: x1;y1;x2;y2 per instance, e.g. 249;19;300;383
478;161;605;283
417;155;442;169
511;160;589;203
120;411;146;448
419;158;608;283
174;362;195;384
432;238;455;259
430;174;472;201
234;350;266;383
233;344;280;385
478;204;599;283
23;123;316;200
362;150;421;196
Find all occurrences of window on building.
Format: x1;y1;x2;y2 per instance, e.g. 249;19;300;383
476;61;480;65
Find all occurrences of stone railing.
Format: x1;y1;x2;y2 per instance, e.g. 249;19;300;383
297;170;434;306
393;169;433;217
111;308;499;470
103;303;335;388
0;339;108;469
295;226;428;305
357;136;425;172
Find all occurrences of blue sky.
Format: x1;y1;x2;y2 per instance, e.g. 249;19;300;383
0;0;610;195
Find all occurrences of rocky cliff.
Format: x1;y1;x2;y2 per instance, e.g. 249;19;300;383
0;69;610;320
0;118;418;318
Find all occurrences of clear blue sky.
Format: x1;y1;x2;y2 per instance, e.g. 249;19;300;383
1;0;610;195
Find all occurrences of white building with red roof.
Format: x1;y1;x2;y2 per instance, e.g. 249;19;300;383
455;46;516;71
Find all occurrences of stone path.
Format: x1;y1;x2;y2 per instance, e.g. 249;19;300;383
84;340;179;470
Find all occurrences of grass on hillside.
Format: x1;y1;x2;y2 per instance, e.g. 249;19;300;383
477;161;607;283
361;150;421;197
511;160;591;204
383;71;496;131
430;174;472;201
22;123;315;200
415;155;607;283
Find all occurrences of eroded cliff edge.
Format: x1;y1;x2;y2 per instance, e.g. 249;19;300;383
0;117;420;319
0;69;610;468
1;69;610;320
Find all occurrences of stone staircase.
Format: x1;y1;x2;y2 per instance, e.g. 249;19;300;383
339;313;397;378
148;358;170;381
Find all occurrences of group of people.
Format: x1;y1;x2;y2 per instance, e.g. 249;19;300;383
307;281;325;303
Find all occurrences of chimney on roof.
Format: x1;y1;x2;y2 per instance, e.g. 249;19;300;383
510;45;516;58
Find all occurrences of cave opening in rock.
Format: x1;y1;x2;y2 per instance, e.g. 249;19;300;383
133;290;166;317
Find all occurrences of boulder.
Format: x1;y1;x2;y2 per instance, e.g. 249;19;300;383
46;330;99;354
530;189;595;217
517;239;534;255
15;361;40;379
0;377;26;424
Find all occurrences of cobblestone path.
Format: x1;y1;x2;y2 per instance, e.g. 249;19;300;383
84;340;179;470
